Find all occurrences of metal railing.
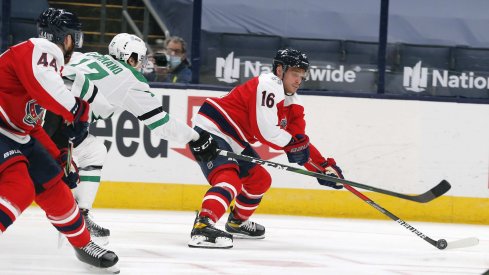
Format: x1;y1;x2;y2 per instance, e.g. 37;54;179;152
118;0;170;55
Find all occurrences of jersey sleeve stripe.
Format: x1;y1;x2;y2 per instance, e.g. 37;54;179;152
146;113;170;130
0;106;26;133
86;86;98;103
207;99;249;143
198;102;248;148
137;106;163;121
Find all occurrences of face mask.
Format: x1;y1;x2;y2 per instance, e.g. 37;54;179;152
167;54;182;68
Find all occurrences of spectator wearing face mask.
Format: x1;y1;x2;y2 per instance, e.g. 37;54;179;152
163;36;192;84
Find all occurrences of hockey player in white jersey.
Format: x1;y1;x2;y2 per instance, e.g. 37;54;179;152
43;33;218;242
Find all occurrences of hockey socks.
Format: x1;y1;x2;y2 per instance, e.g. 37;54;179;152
0;162;35;233
201;168;241;222
35;181;90;248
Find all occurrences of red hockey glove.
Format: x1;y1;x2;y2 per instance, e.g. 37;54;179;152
60;97;90;147
57;148;79;189
311;158;344;189
284;134;310;165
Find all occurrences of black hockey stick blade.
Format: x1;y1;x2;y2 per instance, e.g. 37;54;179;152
217;149;451;203
414;179;451;203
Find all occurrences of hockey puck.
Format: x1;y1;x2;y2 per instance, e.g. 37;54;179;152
436;239;448;249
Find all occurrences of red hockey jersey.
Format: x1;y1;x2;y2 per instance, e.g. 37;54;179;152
194;72;327;166
0;38;77;144
194;73;292;151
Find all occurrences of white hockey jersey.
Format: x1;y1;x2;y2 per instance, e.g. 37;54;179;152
63;52;198;144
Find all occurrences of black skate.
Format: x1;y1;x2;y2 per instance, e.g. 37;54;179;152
188;211;233;249
225;207;265;239
81;209;110;245
73;241;120;274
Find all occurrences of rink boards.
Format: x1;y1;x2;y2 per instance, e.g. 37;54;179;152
90;88;489;224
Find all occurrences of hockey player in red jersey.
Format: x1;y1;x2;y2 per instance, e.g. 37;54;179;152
0;8;119;272
188;48;344;248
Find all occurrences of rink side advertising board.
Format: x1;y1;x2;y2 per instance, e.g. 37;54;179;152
88;88;489;224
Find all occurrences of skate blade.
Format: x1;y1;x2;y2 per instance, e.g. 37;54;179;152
188;235;233;249
86;263;120;274
57;233;68;248
229;233;265;239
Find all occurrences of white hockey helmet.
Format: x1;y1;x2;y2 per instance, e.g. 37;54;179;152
109;33;148;68
108;33;131;57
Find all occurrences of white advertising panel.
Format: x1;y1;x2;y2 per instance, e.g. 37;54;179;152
95;88;489;198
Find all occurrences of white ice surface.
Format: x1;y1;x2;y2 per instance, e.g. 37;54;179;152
0;207;488;275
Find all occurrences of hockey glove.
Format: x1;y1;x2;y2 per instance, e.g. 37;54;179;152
57;148;80;189
60;97;90;147
316;158;344;189
189;130;218;162
284;134;310;165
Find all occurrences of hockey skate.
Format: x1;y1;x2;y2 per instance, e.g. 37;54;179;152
81;209;110;245
225;207;265;239
73;241;120;274
188;211;233;249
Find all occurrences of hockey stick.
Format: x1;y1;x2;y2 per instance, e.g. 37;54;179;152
217;149;450;203
64;140;74;176
307;160;477;250
342;183;478;250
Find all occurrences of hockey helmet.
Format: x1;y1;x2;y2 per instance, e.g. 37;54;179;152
108;33;131;58
109;33;147;68
272;48;309;76
37;8;83;48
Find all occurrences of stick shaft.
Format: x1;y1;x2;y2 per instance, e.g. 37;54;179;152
218;149;449;203
343;184;438;247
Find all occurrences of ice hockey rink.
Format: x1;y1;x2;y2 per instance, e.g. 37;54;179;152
0;207;488;275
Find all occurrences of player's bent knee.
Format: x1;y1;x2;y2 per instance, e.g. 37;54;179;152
74;134;108;167
209;168;243;197
35;179;76;215
242;165;272;194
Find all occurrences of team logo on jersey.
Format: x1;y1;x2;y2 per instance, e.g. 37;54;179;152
23;99;45;126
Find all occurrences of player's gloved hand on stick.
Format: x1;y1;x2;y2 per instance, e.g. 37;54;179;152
57;148;80;189
189;130;218;162
284;134;310;165
316;158;344;189
60;97;90;147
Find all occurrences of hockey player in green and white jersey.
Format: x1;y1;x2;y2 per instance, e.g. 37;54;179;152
43;33;217;242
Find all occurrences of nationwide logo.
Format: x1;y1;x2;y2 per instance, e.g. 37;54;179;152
403;61;428;92
403;61;489;92
215;52;357;84
215;52;240;83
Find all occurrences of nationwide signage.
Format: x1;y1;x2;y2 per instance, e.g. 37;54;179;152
215;52;358;85
403;61;489;92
